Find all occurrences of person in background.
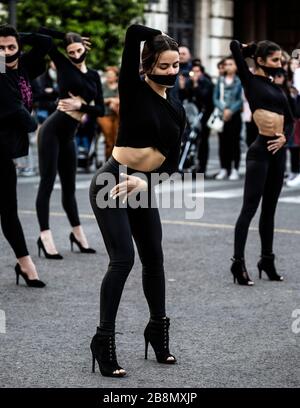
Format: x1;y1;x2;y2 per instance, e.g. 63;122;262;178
97;66;120;161
178;61;214;176
214;56;243;180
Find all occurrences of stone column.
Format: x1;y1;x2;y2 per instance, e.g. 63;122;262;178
194;0;234;80
144;0;169;32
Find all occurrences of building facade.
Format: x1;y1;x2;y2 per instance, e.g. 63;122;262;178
145;0;300;78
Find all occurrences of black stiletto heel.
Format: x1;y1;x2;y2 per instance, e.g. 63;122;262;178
145;339;149;360
69;232;96;254
37;237;63;260
90;327;126;377
144;317;176;364
257;254;283;281
15;264;46;288
231;257;254;286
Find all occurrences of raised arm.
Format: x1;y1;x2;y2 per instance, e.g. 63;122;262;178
230;40;255;87
19;32;53;79
37;27;69;68
118;24;161;93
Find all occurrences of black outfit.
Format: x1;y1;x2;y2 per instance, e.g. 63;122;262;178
35;28;104;231
89;25;186;330
179;75;214;173
0;33;52;258
230;40;293;259
31;69;59;122
219;112;242;172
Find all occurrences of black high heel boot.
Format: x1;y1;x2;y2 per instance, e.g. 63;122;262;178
15;264;46;288
70;232;96;254
37;237;63;260
144;317;176;364
90;327;126;377
230;257;254;286
257;254;283;281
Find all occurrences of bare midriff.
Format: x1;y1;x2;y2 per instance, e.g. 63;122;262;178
252;109;284;136
112;146;166;172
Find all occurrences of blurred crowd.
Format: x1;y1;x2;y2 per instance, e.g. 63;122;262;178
17;39;300;187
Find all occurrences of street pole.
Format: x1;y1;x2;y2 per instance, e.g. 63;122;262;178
8;0;17;28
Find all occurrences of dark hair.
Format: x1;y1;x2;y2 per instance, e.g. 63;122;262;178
253;40;281;67
224;55;235;62
0;24;20;44
141;34;179;74
217;58;226;68
64;32;83;48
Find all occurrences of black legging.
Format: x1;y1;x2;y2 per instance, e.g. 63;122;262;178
234;134;286;258
36;110;81;231
218;112;242;173
289;146;300;174
0;154;29;258
89;156;165;330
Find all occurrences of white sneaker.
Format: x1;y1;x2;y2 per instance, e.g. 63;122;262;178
286;173;300;187
229;169;240;181
215;169;228;180
286;172;297;181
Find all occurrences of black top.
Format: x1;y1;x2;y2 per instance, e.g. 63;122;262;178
31;70;59;113
116;24;186;175
0;33;53;158
230;40;293;126
38;27;104;117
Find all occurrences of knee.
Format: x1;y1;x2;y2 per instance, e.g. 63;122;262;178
108;253;135;276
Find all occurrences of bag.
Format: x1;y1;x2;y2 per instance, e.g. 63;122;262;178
207;108;224;132
207;79;224;132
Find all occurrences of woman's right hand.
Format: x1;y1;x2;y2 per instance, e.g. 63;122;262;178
267;133;286;154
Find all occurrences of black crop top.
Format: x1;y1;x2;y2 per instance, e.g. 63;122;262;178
116;24;186;174
38;27;104;117
230;40;293;125
0;32;53;158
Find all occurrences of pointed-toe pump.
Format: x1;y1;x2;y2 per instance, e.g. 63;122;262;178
231;257;254;286
144;317;177;364
70;232;96;254
257;254;283;281
37;237;63;260
15;264;46;288
90;327;126;377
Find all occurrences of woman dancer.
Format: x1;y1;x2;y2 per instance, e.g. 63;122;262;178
36;28;104;259
0;24;52;287
89;24;186;377
230;40;293;285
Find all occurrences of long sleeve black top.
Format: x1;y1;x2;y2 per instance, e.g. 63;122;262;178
38;27;104;117
0;32;53;158
230;40;293;126
115;24;186;175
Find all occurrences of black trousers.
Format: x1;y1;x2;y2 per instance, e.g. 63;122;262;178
0;154;28;258
289;146;300;173
36;110;81;231
197;124;210;174
218;112;242;173
89;156;165;329
234;135;286;259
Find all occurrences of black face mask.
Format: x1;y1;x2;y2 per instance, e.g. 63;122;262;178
69;49;87;64
147;73;178;87
5;49;21;64
258;63;283;78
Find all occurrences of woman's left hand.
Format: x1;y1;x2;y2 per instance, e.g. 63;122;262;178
110;173;148;204
267;133;286;154
57;92;82;112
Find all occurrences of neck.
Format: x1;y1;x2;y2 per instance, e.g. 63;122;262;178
226;73;235;78
255;67;268;78
6;61;18;70
75;61;87;73
145;76;167;99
